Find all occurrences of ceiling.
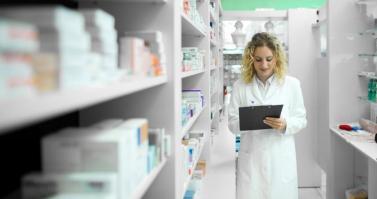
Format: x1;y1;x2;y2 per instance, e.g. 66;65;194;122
221;0;326;11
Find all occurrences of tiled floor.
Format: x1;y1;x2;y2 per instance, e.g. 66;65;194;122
200;111;322;199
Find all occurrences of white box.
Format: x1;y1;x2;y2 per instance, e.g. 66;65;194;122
120;37;145;75
121;119;149;187
42;119;149;199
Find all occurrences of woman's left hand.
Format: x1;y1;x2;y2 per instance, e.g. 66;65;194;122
263;117;286;131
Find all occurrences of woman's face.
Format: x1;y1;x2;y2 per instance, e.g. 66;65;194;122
253;46;276;82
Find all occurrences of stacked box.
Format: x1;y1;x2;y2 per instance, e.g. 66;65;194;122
124;31;166;76
120;37;148;76
80;9;119;83
182;47;205;72
41;118;149;199
0;6;93;89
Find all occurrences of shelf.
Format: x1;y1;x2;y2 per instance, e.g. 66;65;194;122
356;0;377;5
131;158;168;199
0;75;168;134
359;28;377;37
358;71;377;79
181;13;206;37
182;134;208;198
223;48;244;55
182;105;207;139
181;69;206;79
331;127;377;163
358;53;377;57
358;96;377;104
3;158;168;199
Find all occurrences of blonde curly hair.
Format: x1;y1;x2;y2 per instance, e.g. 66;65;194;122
241;32;287;84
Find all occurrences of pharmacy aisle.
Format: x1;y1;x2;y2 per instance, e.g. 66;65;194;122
200;113;236;199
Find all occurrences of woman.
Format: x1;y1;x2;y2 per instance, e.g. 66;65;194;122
228;32;307;199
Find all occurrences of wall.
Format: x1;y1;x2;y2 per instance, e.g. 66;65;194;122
288;8;321;187
326;0;374;198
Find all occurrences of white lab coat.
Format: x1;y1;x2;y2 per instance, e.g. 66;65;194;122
228;75;307;199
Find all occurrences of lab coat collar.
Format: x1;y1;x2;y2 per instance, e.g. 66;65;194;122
251;74;281;103
255;74;275;88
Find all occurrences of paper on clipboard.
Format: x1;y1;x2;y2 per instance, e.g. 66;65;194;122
239;105;283;130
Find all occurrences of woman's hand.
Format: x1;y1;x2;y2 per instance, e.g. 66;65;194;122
263;117;286;131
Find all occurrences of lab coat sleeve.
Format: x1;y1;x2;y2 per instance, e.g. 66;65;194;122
284;80;307;135
228;81;242;135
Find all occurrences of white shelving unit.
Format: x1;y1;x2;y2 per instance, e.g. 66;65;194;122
208;0;223;134
0;0;223;199
322;0;377;198
331;128;377;163
358;71;377;79
330;127;377;199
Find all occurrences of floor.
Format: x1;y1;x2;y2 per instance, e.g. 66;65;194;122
200;110;323;199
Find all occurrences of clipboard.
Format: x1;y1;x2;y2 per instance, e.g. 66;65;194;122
239;104;283;130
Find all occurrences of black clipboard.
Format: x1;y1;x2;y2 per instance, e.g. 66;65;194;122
239;105;283;130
